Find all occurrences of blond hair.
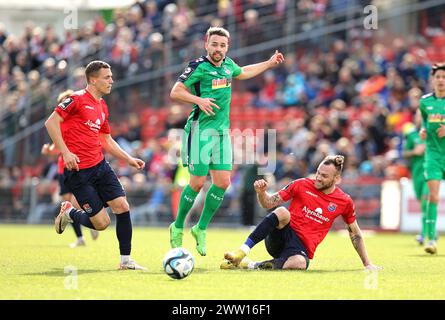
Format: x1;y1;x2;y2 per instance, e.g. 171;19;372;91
206;27;230;40
57;89;74;103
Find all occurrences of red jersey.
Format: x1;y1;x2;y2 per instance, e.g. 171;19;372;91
57;155;64;175
278;178;356;259
54;89;111;169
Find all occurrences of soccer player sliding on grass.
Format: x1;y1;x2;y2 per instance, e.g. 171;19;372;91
222;155;382;271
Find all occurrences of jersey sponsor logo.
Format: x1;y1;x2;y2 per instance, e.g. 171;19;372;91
305;190;318;198
303;205;330;224
84;119;101;132
428;114;445;123
57;97;74;110
327;202;337;212
212;78;231;90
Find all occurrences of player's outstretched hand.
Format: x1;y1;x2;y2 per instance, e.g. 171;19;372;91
365;263;383;271
129;158;145;170
268;50;285;67
254;179;268;193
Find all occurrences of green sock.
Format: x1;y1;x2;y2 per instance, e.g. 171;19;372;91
426;201;438;241
421;198;428;239
174;185;199;229
197;184;226;230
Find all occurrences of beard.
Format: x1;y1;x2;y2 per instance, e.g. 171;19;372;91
314;179;335;192
210;52;223;63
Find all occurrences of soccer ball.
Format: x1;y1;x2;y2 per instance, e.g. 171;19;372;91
163;247;195;280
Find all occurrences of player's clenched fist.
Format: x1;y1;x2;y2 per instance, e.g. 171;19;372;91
254;179;268;193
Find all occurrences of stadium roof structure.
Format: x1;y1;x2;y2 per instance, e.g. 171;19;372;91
0;0;135;10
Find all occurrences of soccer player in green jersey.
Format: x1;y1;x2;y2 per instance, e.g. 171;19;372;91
419;62;445;254
168;26;285;256
402;109;428;246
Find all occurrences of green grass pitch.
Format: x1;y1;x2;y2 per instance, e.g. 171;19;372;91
0;224;443;300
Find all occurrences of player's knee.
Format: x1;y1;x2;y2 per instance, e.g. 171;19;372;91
429;194;439;204
110;198;130;213
215;179;231;190
274;207;290;228
94;218;110;231
189;179;205;191
282;255;307;271
117;200;130;213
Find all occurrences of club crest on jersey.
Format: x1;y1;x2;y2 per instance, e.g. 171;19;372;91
82;203;93;214
327;202;337;212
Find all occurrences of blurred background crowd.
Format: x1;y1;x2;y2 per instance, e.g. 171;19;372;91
1;0;445;228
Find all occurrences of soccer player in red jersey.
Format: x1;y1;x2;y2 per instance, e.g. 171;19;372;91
222;155;381;271
45;61;146;270
41;89;99;248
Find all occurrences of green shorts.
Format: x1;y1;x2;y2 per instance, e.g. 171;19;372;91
424;159;445;181
181;130;232;176
412;168;429;200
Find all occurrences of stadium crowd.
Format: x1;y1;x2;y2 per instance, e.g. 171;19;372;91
1;0;445;224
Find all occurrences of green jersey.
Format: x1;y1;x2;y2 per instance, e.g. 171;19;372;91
404;129;425;174
419;93;445;161
178;55;242;136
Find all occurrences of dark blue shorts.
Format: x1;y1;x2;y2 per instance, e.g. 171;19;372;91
265;224;310;269
63;159;125;217
58;173;71;196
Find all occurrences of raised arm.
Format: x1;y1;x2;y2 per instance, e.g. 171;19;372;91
254;179;285;210
347;220;381;270
235;50;284;80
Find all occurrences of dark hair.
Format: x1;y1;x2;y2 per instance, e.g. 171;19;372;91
321;155;345;174
206;27;230;40
85;60;111;83
431;62;445;75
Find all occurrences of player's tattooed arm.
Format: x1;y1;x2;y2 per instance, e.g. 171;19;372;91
347;221;371;267
257;192;285;210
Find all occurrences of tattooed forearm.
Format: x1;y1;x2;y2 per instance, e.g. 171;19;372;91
350;234;362;249
257;192;283;209
350;232;369;264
